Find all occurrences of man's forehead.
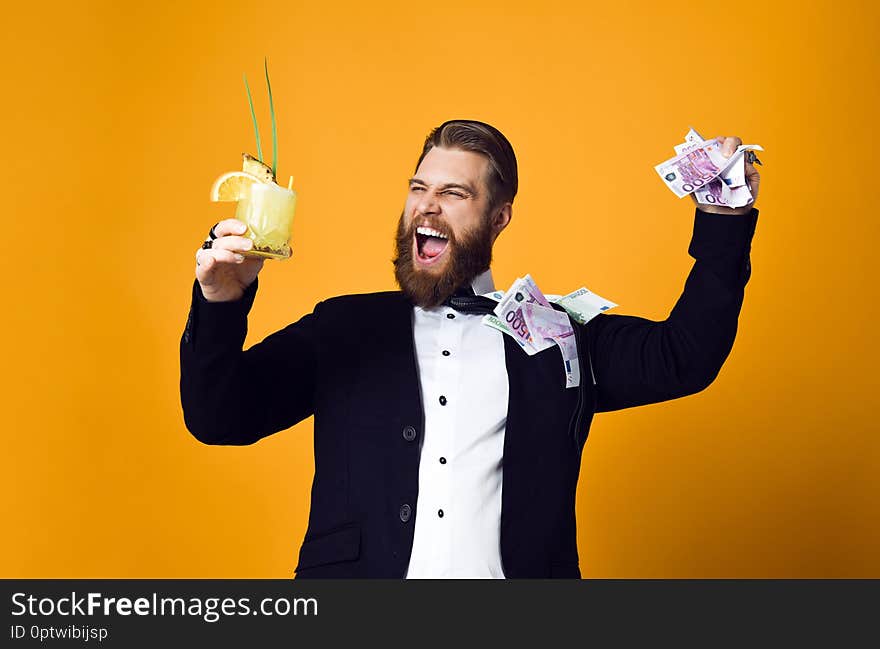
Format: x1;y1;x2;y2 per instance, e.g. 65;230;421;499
412;147;489;190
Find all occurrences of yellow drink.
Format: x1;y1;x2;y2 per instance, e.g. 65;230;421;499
235;182;297;260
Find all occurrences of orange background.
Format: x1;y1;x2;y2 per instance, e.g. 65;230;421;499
3;0;877;577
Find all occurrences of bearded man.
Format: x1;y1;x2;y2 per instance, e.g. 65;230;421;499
180;120;761;578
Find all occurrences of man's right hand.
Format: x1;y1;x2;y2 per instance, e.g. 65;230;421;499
195;219;265;302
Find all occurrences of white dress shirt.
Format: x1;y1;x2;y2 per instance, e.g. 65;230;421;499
404;268;509;579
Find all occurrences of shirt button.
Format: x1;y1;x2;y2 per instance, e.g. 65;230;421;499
439;395;447;406
446;313;455;319
438;509;444;518
399;504;412;522
442;350;451;356
402;425;417;442
439;457;447;464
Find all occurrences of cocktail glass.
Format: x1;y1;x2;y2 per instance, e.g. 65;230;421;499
235;182;297;260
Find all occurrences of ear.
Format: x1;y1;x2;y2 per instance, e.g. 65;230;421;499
491;203;512;240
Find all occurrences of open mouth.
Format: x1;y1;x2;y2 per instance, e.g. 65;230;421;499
414;225;450;266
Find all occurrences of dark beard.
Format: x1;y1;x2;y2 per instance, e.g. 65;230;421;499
392;210;494;308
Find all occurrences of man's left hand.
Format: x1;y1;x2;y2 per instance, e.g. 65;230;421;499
691;135;760;215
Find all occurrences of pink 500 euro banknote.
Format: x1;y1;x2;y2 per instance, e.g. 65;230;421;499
654;139;734;198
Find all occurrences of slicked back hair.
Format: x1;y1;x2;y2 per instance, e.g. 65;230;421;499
415;120;518;213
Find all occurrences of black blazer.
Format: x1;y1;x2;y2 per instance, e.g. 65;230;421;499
180;208;759;578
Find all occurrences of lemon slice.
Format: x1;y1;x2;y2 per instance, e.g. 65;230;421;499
210;171;264;202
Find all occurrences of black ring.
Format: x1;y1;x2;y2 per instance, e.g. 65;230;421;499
208;222;219;240
201;239;213;250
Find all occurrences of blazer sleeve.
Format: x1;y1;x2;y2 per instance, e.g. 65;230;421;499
179;277;320;445
585;207;759;413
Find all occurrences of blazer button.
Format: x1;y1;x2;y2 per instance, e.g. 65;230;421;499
402;425;417;442
399;503;412;522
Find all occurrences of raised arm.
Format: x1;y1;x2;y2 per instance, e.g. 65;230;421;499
179;218;320;445
585;207;759;413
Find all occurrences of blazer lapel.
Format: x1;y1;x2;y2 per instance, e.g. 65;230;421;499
500;334;529;560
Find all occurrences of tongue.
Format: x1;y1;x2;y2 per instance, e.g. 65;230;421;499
422;236;447;258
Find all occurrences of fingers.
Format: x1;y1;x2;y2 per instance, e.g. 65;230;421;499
745;158;760;177
212;234;253;255
715;135;743;158
213;218;249;238
194;226;254;284
195;247;243;283
203;246;246;265
195;248;215;284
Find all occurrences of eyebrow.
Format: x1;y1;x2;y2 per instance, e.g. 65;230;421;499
408;177;478;195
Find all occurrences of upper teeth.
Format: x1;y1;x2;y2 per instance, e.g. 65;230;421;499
417;226;448;239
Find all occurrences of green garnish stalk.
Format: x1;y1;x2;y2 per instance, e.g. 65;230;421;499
265;57;278;179
243;73;264;163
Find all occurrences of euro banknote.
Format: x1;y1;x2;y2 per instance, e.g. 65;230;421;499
522;301;581;388
550;287;618;325
481;276;618;387
492;275;553;354
656;127;763;208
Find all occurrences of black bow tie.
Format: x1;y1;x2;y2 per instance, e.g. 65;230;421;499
442;286;498;316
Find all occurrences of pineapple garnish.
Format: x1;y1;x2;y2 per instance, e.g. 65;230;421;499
242;153;275;184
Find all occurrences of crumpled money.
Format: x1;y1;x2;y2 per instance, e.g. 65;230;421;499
655;127;764;208
479;275;618;388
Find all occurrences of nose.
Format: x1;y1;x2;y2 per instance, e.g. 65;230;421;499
414;188;441;218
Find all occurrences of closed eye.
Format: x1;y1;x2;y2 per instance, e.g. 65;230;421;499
409;185;468;199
